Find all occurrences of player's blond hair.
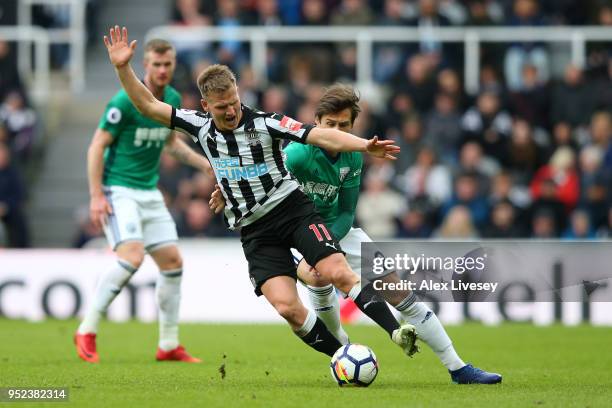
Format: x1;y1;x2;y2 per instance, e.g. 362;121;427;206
197;64;237;99
144;38;175;55
316;84;361;124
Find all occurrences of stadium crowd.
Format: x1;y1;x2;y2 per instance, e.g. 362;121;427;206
3;0;612;246
0;38;36;247
150;0;612;241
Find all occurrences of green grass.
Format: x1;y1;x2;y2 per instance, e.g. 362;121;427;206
1;320;611;407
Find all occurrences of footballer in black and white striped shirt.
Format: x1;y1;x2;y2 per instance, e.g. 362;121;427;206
171;104;316;229
105;25;413;361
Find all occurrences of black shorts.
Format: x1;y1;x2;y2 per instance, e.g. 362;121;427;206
240;189;343;296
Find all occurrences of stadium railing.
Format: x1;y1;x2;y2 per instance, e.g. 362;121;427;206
17;0;87;94
0;25;50;102
145;25;612;94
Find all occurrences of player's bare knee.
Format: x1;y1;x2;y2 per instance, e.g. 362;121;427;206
164;253;182;270
273;301;304;326
317;255;358;294
310;274;332;288
298;267;332;287
117;244;145;269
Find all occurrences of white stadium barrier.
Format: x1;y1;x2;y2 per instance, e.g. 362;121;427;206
1;239;611;325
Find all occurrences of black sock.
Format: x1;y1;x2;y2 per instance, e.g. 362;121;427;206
353;284;400;337
297;317;342;357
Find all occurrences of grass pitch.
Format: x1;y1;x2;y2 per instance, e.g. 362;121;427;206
1;319;611;407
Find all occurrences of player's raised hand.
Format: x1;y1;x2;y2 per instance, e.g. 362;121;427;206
209;184;226;214
365;136;400;160
90;194;113;230
103;26;137;68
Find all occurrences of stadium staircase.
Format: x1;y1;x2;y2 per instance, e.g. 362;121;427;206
27;0;169;247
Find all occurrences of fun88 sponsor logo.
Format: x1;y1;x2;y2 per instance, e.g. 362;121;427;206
213;158;269;180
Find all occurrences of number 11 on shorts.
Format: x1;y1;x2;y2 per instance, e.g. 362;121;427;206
309;223;332;241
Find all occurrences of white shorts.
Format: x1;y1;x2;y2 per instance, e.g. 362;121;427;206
102;185;178;252
292;227;372;277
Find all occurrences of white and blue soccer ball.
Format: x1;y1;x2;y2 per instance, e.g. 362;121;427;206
330;344;378;387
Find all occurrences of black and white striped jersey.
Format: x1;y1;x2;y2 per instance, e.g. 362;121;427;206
170;104;314;229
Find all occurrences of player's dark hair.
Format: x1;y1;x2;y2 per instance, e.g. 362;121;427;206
316;84;361;124
197;64;237;99
144;38;174;55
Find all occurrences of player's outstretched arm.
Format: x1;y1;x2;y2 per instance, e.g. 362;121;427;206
307;128;400;160
103;26;172;127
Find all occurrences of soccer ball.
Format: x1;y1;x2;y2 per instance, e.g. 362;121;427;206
330;344;378;387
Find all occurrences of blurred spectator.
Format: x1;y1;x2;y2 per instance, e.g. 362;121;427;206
0;91;37;162
237;65;262;107
455;141;499;193
277;0;302;25
434;205;480;239
489;170;531;210
373;0;411;82
586;3;612;79
409;0;453;68
331;0;374;25
424;92;462;164
396;200;434;238
177;199;227;237
0;143;30;247
550;64;596;128
394;54;437;115
384;92;416;131
214;0;248;72
528;178;567;235
437;68;466;110
507;64;550;130
394;115;425;174
158;152;192;205
578;144;610;228
551;121;579;152
441;172;490;227
301;0;330;25
248;0;283;26
596;206;612;238
396;146;452;205
460;91;512;162
503;119;547;184
530;146;580;211
0;40;24;102
481;199;523;238
588;111;612;172
261;86;288;114
356;163;405;239
171;0;214;68
466;0;504;25
479;64;507;101
438;0;469;25
562;208;596;239
530;208;558;238
504;0;549;91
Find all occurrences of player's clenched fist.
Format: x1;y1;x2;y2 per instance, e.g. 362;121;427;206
209;184;226;215
103;26;137;68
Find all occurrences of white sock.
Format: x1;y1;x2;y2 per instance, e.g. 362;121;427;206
307;284;349;345
156;269;182;351
78;259;136;334
396;295;465;371
294;308;317;337
347;282;361;300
